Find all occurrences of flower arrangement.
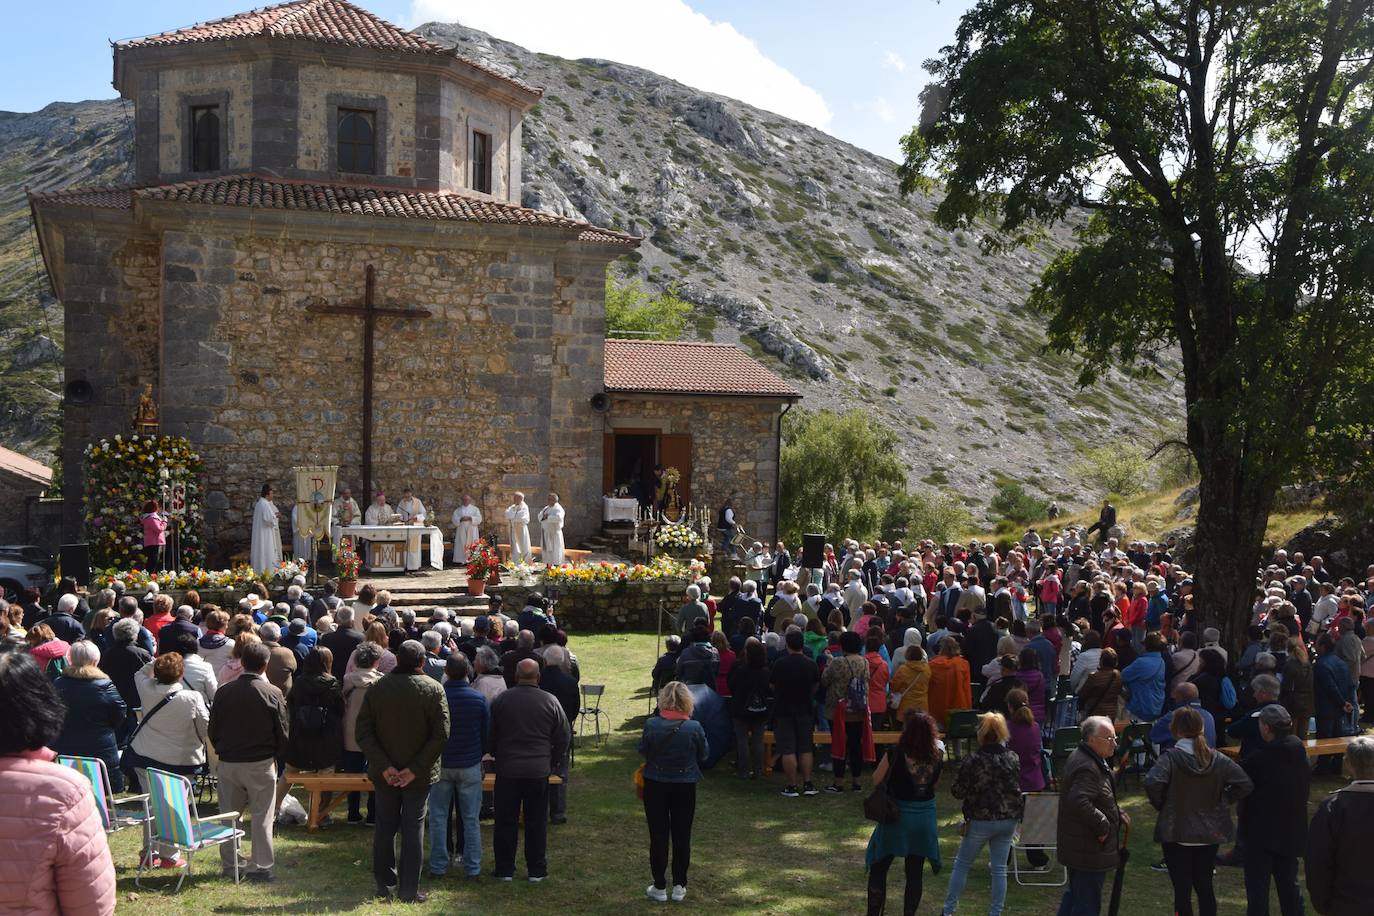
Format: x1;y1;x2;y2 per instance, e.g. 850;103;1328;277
84;434;205;569
509;561;539;585
654;521;704;550
332;540;362;580
270;559;310;584
543;556;704;584
93;565;261;591
466;541;502;581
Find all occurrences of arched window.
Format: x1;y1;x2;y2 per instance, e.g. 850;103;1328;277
337;109;376;174
190;105;220;172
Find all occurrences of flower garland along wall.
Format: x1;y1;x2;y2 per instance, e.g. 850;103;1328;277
84;435;206;569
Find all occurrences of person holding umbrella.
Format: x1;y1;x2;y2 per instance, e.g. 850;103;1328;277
1055;715;1128;916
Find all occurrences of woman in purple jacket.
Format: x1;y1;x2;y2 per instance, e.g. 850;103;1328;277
1005;687;1049;869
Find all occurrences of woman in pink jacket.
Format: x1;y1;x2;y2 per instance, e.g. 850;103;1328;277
0;648;116;915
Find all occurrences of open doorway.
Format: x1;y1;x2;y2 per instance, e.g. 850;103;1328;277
612;433;658;507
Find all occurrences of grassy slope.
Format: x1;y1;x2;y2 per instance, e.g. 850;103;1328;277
110;631;1340;914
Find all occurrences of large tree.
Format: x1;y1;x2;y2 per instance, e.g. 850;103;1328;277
901;0;1374;652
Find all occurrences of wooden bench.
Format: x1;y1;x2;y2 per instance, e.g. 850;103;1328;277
1220;736;1358;759
288;772;564;833
761;730;903;774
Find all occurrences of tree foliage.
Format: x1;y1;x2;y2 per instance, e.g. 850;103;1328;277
989;481;1049;526
1076;444;1152;499
881;491;974;546
604;268;692;340
902;0;1374;651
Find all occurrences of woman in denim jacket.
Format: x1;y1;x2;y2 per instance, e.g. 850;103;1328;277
639;681;709;904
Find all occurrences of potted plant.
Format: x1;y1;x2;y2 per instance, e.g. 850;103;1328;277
332;540;362;598
466;541;501;596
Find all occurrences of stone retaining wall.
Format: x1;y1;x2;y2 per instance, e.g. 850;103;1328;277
504;579;689;631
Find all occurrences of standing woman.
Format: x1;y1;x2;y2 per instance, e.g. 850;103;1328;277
639;681;708;903
941;712;1024;916
1143;707;1253;916
727;638;770;779
1279;636;1314;740
250;483;283;576
864;710;943;916
140;499;168;572
926;636;972;728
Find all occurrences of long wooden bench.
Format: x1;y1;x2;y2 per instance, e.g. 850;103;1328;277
761;730;903;774
287;772;564;833
1219;736;1358;759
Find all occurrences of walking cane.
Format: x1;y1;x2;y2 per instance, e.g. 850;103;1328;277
1107;815;1131;916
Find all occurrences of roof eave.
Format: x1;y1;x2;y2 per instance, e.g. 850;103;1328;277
606;387;801;401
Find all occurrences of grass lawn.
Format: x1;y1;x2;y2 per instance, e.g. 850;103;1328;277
113;632;1344;913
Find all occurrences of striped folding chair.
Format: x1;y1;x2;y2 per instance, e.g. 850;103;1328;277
137;767;243;892
57;754;152;850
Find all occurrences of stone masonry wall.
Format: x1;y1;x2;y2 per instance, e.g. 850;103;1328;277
502;579;690;631
606;395;784;545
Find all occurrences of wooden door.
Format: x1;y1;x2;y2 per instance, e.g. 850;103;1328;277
660;434;692;506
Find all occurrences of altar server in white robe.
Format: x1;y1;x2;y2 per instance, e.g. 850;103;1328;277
250;483;283;574
505;492;532;564
331;487;360;546
364;491;393;526
452;496;482;562
398;488;427;525
538;493;566;567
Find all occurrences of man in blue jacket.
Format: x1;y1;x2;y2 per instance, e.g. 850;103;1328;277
1150;682;1217;749
428;654;490;879
1121;632;1168;721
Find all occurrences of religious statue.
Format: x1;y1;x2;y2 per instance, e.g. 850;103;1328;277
660;466;684;523
505;492;532;564
538;493;565;567
451;495;482;563
132;383;159;434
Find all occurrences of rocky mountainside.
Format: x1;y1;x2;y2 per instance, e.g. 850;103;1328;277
0;21;1183;512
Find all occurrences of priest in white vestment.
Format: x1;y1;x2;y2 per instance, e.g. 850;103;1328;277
364;492;394;526
538;493;566;567
505;493;532;564
398;489;426;525
250;484;283;574
331;487;360;546
452;496;482;562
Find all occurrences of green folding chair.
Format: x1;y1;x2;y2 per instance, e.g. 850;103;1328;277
137;767;244;892
57;754;152;851
944;709;979;760
1046;726;1082;789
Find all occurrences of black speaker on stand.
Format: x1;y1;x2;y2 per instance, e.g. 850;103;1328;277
801;533;826;569
59;543;91;587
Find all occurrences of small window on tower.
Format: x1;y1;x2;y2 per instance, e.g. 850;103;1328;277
190;105;220;172
337;108;377;175
471;130;492;194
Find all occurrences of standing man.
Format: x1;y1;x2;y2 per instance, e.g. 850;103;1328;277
428;654;489;880
538;494;565;567
770;627;820;798
716;498;739;559
1306;736;1374;916
250;483;282;575
768;541;792;603
208;642;288;882
505;493;532;565
489;659;571;882
397;488;426;525
540;646;580;826
451;495;482;563
332;486;360;547
1056;716;1126;915
356;640;450;903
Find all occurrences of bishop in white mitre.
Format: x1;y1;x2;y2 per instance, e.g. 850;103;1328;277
505;492;532;564
398;488;427;525
332;486;361;546
538;493;566;567
250;483;283;574
452;496;482;562
364;491;394;526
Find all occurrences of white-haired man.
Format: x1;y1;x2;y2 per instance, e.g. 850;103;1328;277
1056;716;1127;915
1306;735;1374;916
675;585;709;636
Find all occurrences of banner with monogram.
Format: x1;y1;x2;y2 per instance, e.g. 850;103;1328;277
294;465;338;539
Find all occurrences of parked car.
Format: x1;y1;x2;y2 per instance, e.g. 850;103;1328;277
0;555;50;599
0;545;55;573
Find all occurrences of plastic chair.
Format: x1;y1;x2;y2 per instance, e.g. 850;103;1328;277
1046;726;1082;788
578;684;609;747
944;709;979;760
1042;694;1079;743
137;767;244;892
57;754;152;850
1012;792;1067;886
1115;722;1157;788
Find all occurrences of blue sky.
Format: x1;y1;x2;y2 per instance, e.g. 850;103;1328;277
0;0;970;162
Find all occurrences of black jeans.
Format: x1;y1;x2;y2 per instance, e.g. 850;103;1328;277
733;717;765;777
372;780;429;900
1241;848;1303;916
338;750;373;821
494;776;550;878
643;778;696;889
867;854;924;916
829;717;865;781
1163;842;1219;916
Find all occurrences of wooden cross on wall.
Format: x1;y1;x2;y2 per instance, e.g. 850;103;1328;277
306;265;431;502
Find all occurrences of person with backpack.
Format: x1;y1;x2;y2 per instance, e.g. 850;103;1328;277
727;638;771;779
284;647;345;773
821;630;872;793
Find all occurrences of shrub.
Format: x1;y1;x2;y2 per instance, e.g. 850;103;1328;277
1075;444;1152;498
989;480;1048;525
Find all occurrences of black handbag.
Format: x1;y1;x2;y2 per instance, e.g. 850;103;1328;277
118;693;175;770
863;750;900;824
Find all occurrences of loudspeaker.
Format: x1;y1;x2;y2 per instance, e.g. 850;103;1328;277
60;543;91;587
64;380;94;405
801;533;826;568
589;392;611;412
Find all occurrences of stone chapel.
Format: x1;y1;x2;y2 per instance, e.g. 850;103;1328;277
30;0;799;562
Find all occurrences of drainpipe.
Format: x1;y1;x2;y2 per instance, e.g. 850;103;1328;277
773;399;795;544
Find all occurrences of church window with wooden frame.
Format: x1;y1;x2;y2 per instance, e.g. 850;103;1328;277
471;129;492;194
337;108;377;175
190;105;221;172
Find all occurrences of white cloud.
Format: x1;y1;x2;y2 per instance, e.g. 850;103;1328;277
882;49;907;73
410;0;832;130
862;97;896;123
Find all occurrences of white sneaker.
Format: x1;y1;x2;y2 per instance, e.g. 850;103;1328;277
671;885;687;902
646;885;668;902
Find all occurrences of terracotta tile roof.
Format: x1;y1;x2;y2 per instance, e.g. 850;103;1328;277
603;339;801;398
30;175;639;245
116;0;540;96
0;446;53;487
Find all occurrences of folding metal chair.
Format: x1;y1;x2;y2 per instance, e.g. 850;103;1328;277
137;767;244;892
1012;792;1067;886
57;754;152;853
578;684;609;747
